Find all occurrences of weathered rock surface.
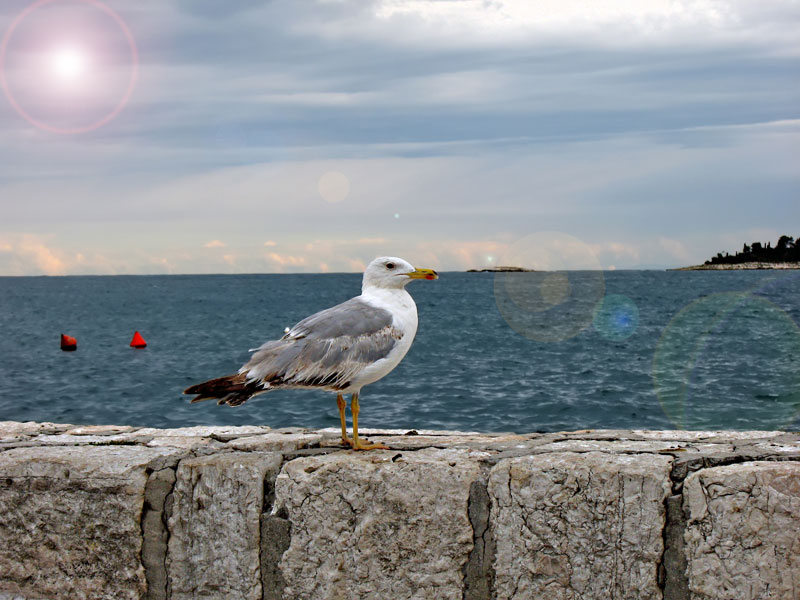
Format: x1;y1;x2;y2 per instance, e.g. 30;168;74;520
489;452;673;600
0;421;798;600
274;448;485;600
227;432;323;451
0;421;74;435
133;425;272;441
167;451;283;600
0;445;183;600
684;461;800;600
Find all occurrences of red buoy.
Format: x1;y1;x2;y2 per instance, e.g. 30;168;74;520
130;331;147;348
60;334;77;351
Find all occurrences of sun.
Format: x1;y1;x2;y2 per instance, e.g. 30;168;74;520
1;0;138;134
50;47;88;81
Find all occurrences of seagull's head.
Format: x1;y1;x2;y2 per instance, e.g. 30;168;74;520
362;256;439;290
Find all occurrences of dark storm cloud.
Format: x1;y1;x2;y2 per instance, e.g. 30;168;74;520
3;0;799;159
175;0;273;20
96;0;797;160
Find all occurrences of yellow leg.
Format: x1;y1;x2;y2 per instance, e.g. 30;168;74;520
337;393;352;446
350;392;388;451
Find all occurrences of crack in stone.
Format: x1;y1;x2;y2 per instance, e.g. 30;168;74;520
613;472;623;599
670;453;800;492
661;492;689;600
141;465;178;600
462;476;495;600
261;459;289;600
661;456;693;600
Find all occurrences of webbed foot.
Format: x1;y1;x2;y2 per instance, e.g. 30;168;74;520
350;438;389;451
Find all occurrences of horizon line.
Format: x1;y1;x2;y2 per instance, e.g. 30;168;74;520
0;267;682;277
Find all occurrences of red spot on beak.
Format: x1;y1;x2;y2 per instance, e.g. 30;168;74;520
425;274;436;280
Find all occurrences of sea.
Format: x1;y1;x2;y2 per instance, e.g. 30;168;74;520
1;270;798;433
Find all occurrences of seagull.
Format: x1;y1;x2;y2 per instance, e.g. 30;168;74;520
184;256;438;450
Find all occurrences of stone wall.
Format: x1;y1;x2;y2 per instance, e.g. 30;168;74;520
0;422;798;600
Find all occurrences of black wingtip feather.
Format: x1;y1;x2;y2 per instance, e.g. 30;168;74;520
183;373;267;406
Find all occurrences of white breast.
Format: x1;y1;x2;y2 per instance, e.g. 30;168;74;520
344;287;418;392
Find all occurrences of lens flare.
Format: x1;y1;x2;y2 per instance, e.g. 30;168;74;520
593;294;639;341
539;272;571;307
317;171;350;204
653;290;800;430
493;232;605;342
0;0;138;134
51;46;87;81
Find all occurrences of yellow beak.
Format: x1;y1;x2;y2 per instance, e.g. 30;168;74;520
407;268;439;280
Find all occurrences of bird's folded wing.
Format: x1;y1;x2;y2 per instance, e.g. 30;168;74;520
241;297;403;389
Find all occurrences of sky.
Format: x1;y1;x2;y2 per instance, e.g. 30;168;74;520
0;0;798;275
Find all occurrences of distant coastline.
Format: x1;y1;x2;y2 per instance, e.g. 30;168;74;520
466;266;535;273
671;261;800;271
676;234;800;271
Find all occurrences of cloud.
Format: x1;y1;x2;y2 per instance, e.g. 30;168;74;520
266;252;308;270
372;0;800;49
1;116;797;274
348;258;367;272
0;234;67;275
589;241;642;267
0;234;126;275
404;240;507;271
0;1;796;275
657;237;693;263
21;238;66;275
38;0;788;161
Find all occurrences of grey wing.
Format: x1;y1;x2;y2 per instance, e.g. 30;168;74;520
241;298;403;390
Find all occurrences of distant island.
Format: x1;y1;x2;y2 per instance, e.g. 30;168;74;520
675;235;800;270
467;266;535;272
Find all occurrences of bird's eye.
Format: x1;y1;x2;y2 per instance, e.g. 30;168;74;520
385;262;395;270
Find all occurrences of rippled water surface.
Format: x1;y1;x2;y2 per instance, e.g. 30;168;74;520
1;270;798;432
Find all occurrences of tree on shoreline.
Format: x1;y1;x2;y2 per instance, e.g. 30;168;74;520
705;235;799;265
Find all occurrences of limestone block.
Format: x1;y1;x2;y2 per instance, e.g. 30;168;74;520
6;433;140;446
66;425;137;436
274;448;483;600
489;451;673;600
322;433;527;451
144;436;226;451
316;427;485;438
226;432;323;451
133;425;271;441
530;439;690;453
0;445;183;600
683;461;800;600
167;451;283;600
744;440;800;456
629;430;785;442
0;421;73;435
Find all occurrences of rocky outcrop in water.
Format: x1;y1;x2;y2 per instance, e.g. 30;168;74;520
1;422;798;600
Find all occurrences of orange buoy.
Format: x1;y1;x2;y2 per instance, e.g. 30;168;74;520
130;331;147;348
60;334;77;351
